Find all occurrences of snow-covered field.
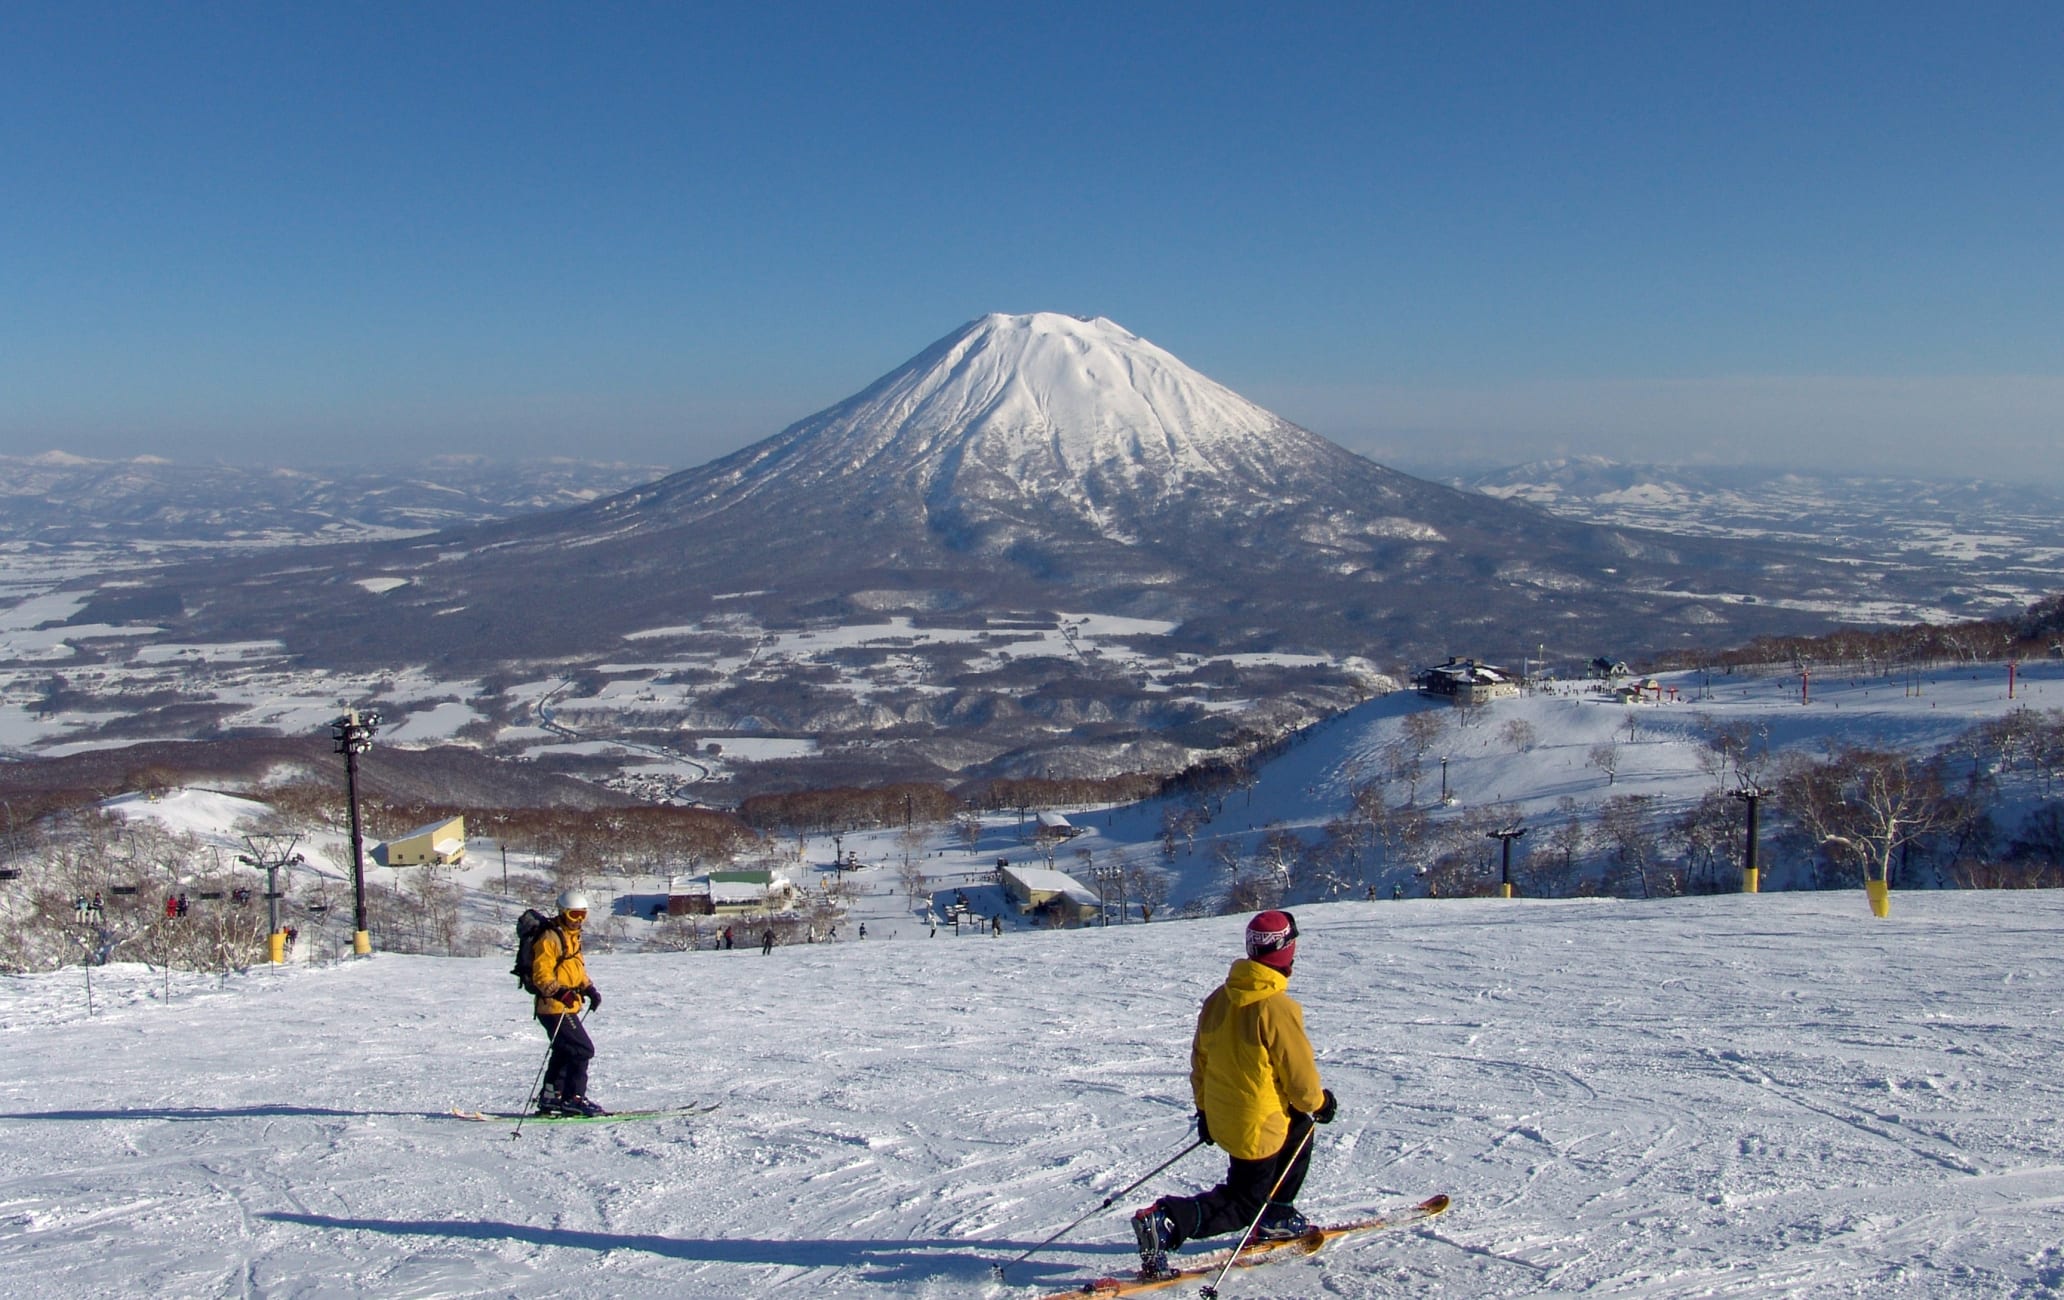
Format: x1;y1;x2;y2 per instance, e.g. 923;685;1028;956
5;891;2063;1298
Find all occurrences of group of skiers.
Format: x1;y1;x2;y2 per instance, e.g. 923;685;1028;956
521;889;1334;1273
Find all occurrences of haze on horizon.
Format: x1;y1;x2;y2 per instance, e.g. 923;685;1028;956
2;5;2059;487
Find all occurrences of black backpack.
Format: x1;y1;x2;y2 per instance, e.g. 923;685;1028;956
513;909;559;994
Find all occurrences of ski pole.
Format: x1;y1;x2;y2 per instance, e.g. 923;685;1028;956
991;1134;1206;1281
1198;1120;1316;1300
513;1010;571;1139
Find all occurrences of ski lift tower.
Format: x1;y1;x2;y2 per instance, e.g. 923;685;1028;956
329;709;381;956
237;833;305;963
1485;825;1527;898
1732;782;1771;893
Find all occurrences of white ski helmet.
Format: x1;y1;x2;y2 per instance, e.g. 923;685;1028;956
557;889;591;913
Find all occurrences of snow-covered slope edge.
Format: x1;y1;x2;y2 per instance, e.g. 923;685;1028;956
6;893;2062;1298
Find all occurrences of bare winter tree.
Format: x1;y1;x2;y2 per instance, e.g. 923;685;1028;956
1221;872;1283;913
1372;741;1411;806
1588;740;1621;787
1532;798;1587;897
1498;718;1539;753
1670;791;1742;894
895;857;930;913
1776;747;1954;888
2009;804;2064;866
1122;861;1169;922
1400;710;1448;778
1254;829;1302;895
1319;815;1373;894
1595;794;1669;898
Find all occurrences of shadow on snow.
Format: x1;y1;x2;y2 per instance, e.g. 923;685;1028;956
256;1211;1136;1283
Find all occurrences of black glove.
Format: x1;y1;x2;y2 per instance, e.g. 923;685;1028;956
583;984;601;1012
1313;1088;1338;1125
1195;1111;1213;1146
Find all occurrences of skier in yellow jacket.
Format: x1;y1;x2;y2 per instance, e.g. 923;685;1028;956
1133;911;1336;1273
531;889;607;1116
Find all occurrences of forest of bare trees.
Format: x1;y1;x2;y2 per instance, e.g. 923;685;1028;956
1160;701;2064;914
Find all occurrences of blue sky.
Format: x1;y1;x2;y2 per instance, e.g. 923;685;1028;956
2;3;2059;481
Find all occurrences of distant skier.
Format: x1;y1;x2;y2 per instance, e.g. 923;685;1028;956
761;927;775;955
529;890;607;1116
1132;911;1337;1275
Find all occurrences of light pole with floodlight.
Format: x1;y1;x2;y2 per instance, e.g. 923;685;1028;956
329;709;381;955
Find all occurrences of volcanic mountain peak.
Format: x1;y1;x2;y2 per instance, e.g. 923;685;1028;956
665;311;1348;531
847;311;1285;462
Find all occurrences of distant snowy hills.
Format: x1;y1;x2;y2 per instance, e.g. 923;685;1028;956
3;317;2046;791
1460;457;2064;613
0;452;667;545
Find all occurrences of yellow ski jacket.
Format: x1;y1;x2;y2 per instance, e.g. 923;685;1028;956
531;921;590;1016
1189;958;1325;1161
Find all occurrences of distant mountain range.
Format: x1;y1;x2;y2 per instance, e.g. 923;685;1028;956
0;451;667;545
152;315;1938;667
1457;456;2064;614
4;316;2045;791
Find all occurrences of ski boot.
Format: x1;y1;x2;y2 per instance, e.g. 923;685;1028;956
1131;1201;1176;1276
1253;1203;1312;1242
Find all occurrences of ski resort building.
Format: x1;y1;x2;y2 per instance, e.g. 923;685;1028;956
1032;811;1082;845
378;816;466;867
666;870;799;917
1414;658;1520;706
998;864;1100;924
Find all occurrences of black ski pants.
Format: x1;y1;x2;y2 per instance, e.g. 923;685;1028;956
1161;1112;1314;1247
536;1012;595;1100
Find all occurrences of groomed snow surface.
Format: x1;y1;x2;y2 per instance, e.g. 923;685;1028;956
6;893;2064;1298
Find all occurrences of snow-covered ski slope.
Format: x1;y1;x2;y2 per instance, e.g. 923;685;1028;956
6;891;2063;1297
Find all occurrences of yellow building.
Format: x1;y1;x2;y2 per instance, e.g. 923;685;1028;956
382;816;467;866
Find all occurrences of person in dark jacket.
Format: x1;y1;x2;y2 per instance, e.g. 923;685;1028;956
1132;911;1337;1274
530;889;607;1116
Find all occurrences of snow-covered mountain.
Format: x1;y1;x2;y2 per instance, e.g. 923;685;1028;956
627;312;1384;547
170;314;1929;664
16;315;1986;787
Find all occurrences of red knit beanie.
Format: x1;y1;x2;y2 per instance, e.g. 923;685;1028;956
1245;910;1298;969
